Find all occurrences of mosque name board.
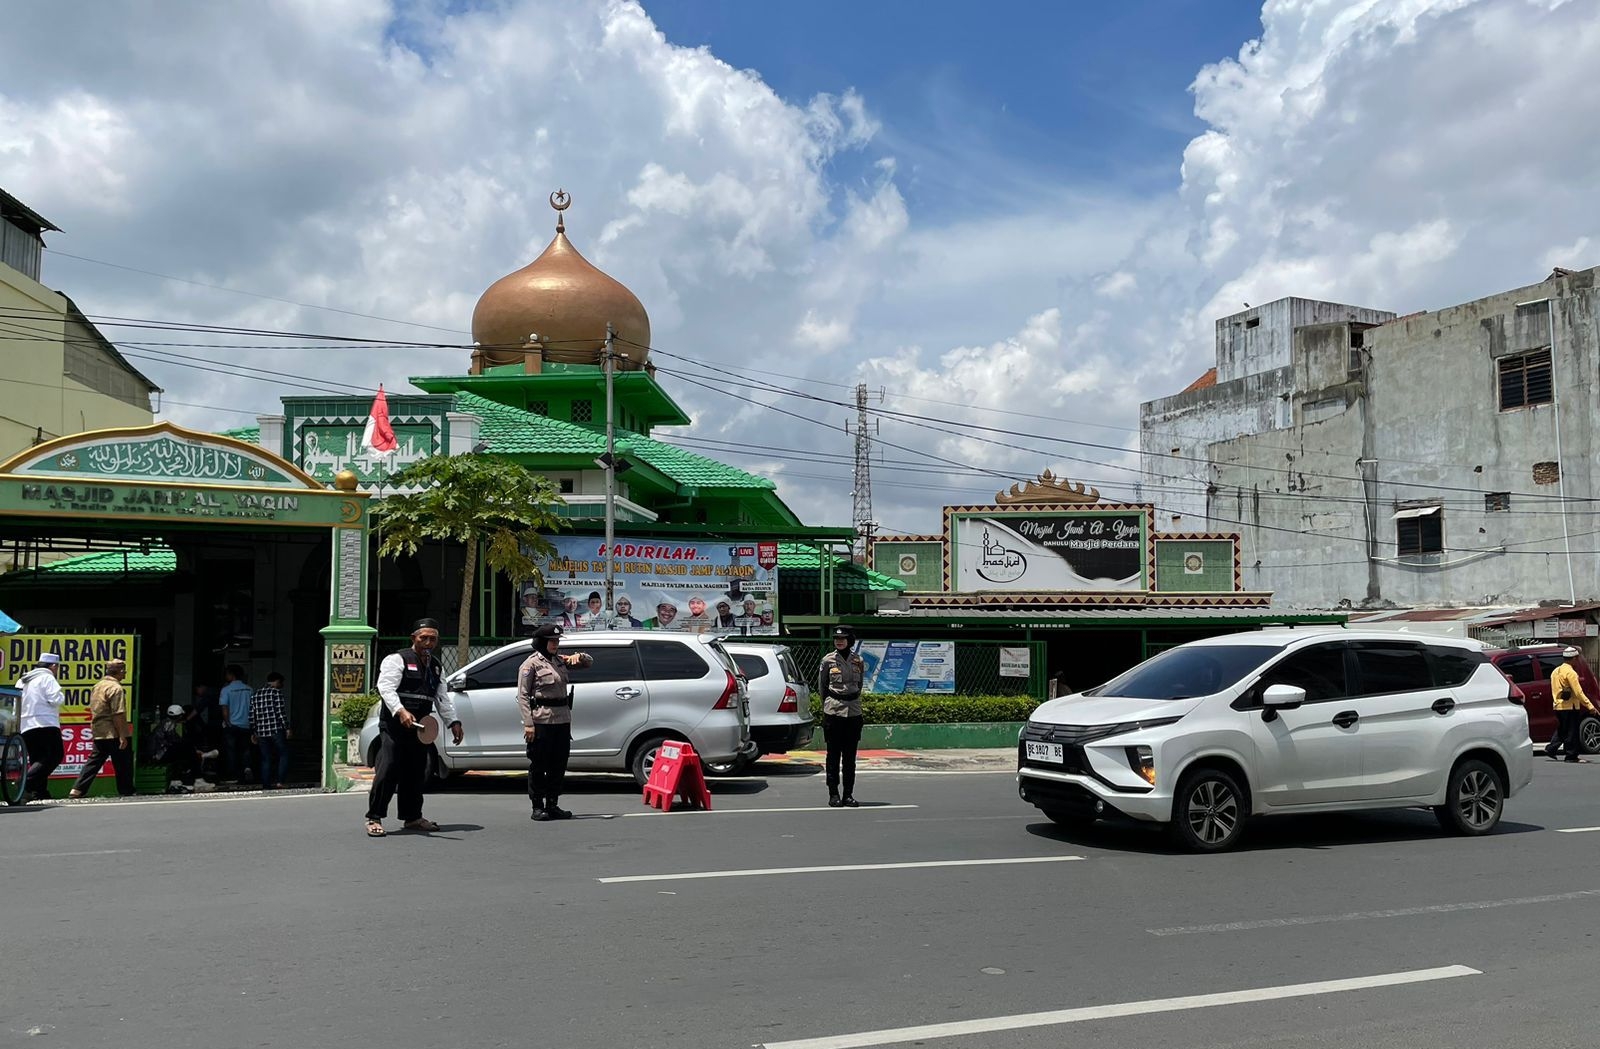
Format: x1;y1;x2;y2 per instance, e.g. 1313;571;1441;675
13;434;299;487
18;482;302;519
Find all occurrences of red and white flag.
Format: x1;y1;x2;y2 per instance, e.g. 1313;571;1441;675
362;385;397;454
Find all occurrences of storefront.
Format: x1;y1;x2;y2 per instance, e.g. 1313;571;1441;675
0;422;372;793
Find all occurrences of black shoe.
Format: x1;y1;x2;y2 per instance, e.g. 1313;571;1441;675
841;796;859;807
828;795;842;808
530;807;551;821
547;802;573;820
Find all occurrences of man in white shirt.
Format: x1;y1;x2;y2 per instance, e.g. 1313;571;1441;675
18;652;65;802
364;618;463;837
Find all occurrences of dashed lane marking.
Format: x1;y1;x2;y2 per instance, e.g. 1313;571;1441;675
598;854;1083;884
1147;889;1600;936
619;804;918;817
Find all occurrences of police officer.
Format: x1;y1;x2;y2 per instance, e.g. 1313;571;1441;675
364;618;462;837
819;626;866;807
518;624;592;821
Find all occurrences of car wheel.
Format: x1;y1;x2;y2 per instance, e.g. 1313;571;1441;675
703;757;751;777
423;748;455;792
1042;808;1094;829
366;740;380;768
1581;717;1600;755
630;734;673;787
1169;768;1247;852
1434;758;1504;836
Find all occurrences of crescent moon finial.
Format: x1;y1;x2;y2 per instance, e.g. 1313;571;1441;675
549;188;571;233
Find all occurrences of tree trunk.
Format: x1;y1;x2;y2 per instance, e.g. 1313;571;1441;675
457;536;477;670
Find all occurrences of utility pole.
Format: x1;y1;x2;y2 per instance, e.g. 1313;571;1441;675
603;322;617;613
845;383;880;562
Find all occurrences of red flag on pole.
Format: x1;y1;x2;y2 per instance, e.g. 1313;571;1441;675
362;385;397;454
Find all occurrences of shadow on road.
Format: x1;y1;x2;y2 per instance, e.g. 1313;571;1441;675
1023;810;1545;855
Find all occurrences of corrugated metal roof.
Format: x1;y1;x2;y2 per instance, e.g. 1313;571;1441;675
778;543;906;593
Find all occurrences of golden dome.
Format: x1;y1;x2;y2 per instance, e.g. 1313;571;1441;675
470;191;650;372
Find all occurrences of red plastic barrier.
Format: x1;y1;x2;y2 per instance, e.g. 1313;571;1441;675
641;739;712;812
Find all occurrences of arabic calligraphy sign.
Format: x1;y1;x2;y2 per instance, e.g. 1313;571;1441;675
6;430;299;487
952;509;1147;592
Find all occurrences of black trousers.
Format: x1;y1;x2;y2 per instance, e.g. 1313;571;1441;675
72;738;134;796
1548;709;1586;760
527;722;573;807
824;713;864;796
22;727;63;798
365;725;428;822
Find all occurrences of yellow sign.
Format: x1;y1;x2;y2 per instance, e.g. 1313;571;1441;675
0;633;138;777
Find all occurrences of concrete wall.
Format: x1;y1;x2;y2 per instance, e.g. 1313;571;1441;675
1214;298;1395;383
1191;267;1600;608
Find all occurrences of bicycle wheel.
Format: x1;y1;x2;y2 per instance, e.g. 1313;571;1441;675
0;734;27;806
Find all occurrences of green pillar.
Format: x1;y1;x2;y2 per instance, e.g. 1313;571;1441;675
320;479;375;791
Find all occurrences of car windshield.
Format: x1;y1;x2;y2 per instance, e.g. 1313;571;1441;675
1083;645;1281;700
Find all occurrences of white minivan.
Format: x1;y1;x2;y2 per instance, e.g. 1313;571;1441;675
1018;629;1533;851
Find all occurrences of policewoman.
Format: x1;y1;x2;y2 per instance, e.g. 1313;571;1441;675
517;624;592;821
364;618;462;837
819;625;867;807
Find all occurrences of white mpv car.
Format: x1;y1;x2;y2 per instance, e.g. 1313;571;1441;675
1018;629;1533;851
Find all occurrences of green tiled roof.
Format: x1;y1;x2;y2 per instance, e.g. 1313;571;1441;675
778;543;907;593
219;426;259;443
455;392;775;490
34;547;176;575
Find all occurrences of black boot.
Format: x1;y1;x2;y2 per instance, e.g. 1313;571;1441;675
547;798;573;820
828;789;842;808
841;795;860;807
530;805;550;821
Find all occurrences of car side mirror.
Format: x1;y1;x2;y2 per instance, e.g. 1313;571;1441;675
1260;684;1306;721
447;674;466;691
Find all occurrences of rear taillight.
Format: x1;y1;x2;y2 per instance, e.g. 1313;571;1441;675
777;686;798;713
713;671;738;710
1509;684;1526;706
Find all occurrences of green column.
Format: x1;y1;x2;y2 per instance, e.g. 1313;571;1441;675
320;486;375;790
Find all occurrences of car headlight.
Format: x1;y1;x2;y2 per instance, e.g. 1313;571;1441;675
1125;745;1157;786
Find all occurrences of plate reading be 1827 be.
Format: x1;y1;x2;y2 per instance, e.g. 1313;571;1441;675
1025;741;1064;765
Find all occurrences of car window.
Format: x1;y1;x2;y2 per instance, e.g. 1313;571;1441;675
777;649;803;683
1427;645;1485;687
1495;654;1538;684
639;640;711;680
1535;654;1565;679
1084;645;1279;700
731;653;771;680
1350;642;1432;696
463;649;529;690
565;644;643;684
1256;642;1348;702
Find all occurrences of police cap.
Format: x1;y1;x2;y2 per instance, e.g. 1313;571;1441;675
832;626;855;641
533;624;564;643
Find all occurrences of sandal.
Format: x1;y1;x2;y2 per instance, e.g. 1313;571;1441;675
365;820;386;837
403;818;440;832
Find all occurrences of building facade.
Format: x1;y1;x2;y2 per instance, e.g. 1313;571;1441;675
1139;266;1600;609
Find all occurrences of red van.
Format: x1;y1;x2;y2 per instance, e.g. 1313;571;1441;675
1486;645;1600;753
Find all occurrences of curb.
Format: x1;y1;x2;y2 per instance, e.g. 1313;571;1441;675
859;721;1024;750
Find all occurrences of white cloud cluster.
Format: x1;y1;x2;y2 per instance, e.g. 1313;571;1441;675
1;0;1596;535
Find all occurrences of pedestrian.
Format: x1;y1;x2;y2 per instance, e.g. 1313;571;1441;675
218;665;254;783
1545;646;1597;762
249;671;291;790
150;704;197;794
517;624;592;821
364;618;463;837
819;626;867;807
18;652;65;802
69;659;134;798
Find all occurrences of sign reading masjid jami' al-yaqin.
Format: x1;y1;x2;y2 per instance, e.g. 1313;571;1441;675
4;429;301;487
952;509;1147;592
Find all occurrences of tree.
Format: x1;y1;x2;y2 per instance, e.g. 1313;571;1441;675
374;454;565;667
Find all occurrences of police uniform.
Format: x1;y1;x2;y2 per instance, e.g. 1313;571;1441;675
518;624;593;820
819;627;866;806
365;621;459;829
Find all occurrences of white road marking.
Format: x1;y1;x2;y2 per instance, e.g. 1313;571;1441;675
874;814;1032;824
1555;826;1600;833
4;849;141;860
759;965;1481;1049
598;854;1082;884
1148;890;1600;936
35;791;358;809
620;804;918;817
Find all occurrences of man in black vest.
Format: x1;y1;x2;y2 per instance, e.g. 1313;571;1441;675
365;618;463;837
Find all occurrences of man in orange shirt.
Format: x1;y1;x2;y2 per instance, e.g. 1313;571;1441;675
1546;647;1598;763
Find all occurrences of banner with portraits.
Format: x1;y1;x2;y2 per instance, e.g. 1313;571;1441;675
516;536;780;636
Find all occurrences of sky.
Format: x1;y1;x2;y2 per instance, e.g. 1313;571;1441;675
1;0;1597;538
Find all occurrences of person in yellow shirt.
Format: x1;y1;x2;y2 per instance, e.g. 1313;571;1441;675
1546;647;1598;763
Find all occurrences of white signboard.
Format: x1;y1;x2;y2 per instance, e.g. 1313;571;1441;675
999;647;1031;679
953;511;1145;592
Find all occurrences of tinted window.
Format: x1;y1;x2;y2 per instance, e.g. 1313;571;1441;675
1495;654;1538;685
565;644;642;684
731;653;771;680
464;649;530;690
778;649;804;684
1085;645;1279;700
1535;654;1565;679
1429;645;1485;687
1350;643;1432;696
1257;643;1348;702
638;640;711;680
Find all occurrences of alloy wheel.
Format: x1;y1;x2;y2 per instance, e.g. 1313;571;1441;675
1187;779;1239;846
1583;719;1600;753
1456;769;1501;831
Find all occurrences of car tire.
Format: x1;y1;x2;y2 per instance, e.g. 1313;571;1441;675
1041;808;1094;829
630;734;673;787
366;739;380;768
1581;717;1600;755
1169;767;1247;852
1434;758;1505;836
703;757;751;777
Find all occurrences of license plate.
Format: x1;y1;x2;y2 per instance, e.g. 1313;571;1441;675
1026;741;1064;765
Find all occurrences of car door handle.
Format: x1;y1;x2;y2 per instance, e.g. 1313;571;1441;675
1331;710;1359;729
614;687;641;700
1431;698;1455;715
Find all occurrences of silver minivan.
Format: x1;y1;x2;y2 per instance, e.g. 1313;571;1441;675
720;642;814;772
361;631;756;785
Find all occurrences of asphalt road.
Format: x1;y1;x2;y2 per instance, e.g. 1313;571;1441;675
5;758;1600;1049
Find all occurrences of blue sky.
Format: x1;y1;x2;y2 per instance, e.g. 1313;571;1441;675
645;0;1266;213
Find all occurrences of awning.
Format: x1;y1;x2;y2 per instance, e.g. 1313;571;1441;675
0;608;21;634
1392;505;1442;520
